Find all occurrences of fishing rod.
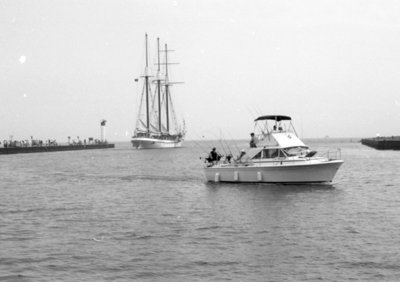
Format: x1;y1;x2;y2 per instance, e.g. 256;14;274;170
215;130;229;157
196;132;231;163
191;135;212;154
194;133;222;160
206;131;234;160
182;136;214;165
193;144;212;163
246;106;268;138
246;105;258;121
219;131;234;156
227;132;242;157
254;105;263;118
196;133;215;149
191;139;210;155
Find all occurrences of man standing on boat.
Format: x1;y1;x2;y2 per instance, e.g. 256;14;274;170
250;133;258;148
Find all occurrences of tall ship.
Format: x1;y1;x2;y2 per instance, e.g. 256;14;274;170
131;34;185;149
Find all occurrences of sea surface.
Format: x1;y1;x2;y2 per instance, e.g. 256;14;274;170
1;139;400;281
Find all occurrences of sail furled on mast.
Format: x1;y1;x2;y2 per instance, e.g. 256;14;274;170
132;34;185;144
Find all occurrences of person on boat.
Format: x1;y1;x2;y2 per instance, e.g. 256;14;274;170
250;133;258;148
225;153;232;163
206;147;222;166
206;147;221;164
235;149;248;163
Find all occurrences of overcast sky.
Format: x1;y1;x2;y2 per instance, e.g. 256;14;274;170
2;0;400;142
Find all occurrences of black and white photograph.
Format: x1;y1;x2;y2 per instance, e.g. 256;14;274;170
1;0;400;281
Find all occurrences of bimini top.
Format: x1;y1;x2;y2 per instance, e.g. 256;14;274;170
254;115;292;122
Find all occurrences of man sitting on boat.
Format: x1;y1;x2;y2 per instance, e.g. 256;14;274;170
250;133;258;148
236;149;251;163
225;153;232;163
206;147;222;166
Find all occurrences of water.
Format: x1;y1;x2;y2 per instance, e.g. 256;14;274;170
1;139;400;281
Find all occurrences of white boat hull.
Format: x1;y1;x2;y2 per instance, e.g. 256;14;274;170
131;137;182;149
204;159;343;183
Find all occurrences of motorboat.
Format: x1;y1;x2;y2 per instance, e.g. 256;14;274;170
204;115;343;183
131;34;185;149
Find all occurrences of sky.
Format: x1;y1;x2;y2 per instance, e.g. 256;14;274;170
2;0;400;142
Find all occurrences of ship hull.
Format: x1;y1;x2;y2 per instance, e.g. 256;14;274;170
204;159;343;183
131;137;182;149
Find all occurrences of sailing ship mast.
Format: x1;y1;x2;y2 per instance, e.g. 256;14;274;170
144;33;151;136
156;38;162;133
152;38;174;136
164;43;170;133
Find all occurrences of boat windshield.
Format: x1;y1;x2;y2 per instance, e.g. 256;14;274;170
283;147;309;157
252;148;286;160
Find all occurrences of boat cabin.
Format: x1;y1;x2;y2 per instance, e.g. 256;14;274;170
239;145;312;163
252;148;283;159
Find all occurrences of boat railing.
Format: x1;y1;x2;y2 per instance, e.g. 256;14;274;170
317;148;342;160
203;147;342;168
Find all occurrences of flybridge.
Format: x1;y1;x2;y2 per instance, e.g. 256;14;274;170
253;115;306;148
254;115;292;122
254;115;300;137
